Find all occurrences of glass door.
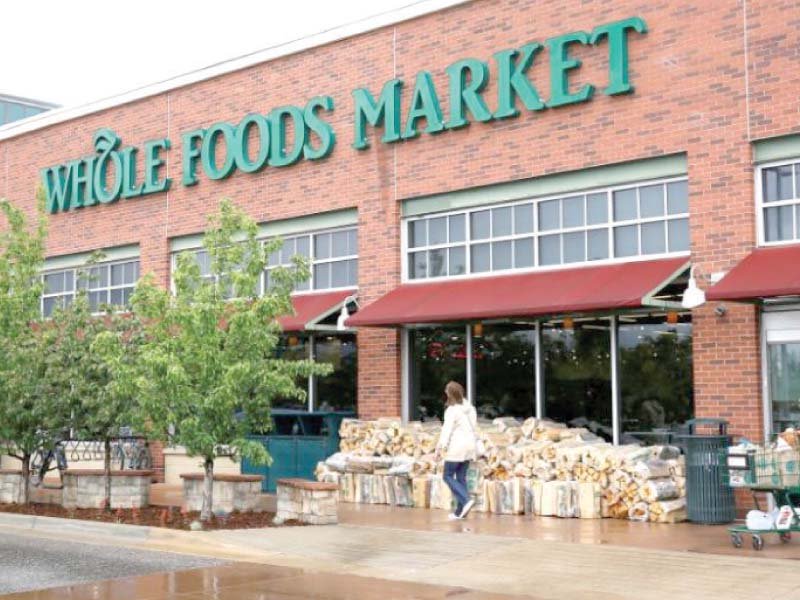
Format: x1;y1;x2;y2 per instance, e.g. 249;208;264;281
764;311;800;435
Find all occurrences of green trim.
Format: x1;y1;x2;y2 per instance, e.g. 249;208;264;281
44;244;140;271
169;208;358;252
402;154;687;217
753;134;800;164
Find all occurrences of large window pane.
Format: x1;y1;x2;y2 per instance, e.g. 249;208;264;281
331;261;350;287
613;188;638;221
409;251;427;279
619;315;693;436
562;196;584;228
492;240;512;270
641;221;666;254
272;335;310;410
314;334;357;412
667;181;689;214
543;320;612;440
471;243;490;272
668;218;690;252
411;327;467;421
639;185;665;218
314;233;331;259
614;225;638;257
768;342;800;434
314;263;331;288
514;238;534;268
331;231;350;257
474;324;536;419
471;210;491;240
448;246;466;276
428;217;448;245
492;207;513;237
586;193;608;225
428;248;447;278
587;229;609;260
410;220;427;248
514;204;534;234
539;234;561;265
563;231;585;263
538;200;560;231
763;165;794;202
765;205;794;242
449;214;466;243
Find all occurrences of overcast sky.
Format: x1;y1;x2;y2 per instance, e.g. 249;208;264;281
1;0;426;108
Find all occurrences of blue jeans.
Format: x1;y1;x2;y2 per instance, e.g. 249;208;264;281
443;461;470;515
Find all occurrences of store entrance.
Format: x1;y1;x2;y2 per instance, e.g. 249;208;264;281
764;310;800;435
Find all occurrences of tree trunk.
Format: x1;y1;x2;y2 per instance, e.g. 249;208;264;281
20;453;30;505
104;438;112;512
201;457;214;522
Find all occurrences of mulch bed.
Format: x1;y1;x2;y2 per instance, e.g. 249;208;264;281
0;502;297;530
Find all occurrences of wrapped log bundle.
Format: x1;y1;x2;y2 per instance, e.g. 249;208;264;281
319;416;687;522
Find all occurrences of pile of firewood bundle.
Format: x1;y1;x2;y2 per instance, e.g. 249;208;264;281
316;416;687;523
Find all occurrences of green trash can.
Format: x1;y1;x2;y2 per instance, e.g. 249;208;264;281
675;418;735;525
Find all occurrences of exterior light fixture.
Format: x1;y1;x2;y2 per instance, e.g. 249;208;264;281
336;295;359;331
472;323;484;337
681;265;706;309
563;317;574;330
666;311;679;324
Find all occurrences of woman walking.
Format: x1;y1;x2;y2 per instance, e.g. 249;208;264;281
435;381;478;520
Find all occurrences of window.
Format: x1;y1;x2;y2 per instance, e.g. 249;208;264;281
405;178;689;280
264;227;358;292
41;260;140;317
759;161;800;244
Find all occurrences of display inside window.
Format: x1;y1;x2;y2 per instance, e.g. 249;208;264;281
41;260;139;317
271;335;311;411
761;162;800;243
768;342;800;434
473;324;536;419
406;178;689;280
618;314;693;437
542;320;612;441
410;327;468;421
314;334;357;412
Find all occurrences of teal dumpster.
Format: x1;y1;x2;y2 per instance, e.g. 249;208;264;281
242;410;354;492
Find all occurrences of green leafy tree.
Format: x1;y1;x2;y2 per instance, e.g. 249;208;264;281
45;278;145;511
133;200;331;521
0;193;57;503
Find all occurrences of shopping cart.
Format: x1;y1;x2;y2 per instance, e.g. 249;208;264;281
721;444;800;551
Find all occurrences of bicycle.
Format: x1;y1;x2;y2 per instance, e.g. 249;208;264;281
110;436;152;471
29;441;68;488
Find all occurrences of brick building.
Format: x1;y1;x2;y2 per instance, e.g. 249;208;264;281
1;0;799;451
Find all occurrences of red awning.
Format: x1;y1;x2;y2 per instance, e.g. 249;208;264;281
347;258;688;327
279;289;355;331
707;245;800;301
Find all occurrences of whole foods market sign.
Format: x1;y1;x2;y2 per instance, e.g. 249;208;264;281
41;17;647;214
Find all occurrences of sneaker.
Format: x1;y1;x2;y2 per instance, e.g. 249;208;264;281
458;499;476;519
447;512;463;521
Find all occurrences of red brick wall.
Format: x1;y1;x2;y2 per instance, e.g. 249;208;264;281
1;0;798;431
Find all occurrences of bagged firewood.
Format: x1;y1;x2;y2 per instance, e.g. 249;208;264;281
649;498;687;523
493;417;522;432
324;452;349;472
340;473;356;503
540;481;574;517
653;445;682;461
521;417;538;439
578;482;602;519
371;456;394;474
430;476;454;511
412;476;431;508
631;459;671;483
472;482;489;513
391;476;413;507
388;456;415;476
628;501;650;522
347;456;375;474
667;457;686;477
487;478;524;515
640;478;679;502
383;476;396;505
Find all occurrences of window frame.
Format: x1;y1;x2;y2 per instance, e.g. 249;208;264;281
40;258;140;317
401;176;690;283
756;158;800;247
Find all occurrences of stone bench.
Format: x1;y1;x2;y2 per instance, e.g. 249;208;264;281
62;469;152;509
275;478;339;525
180;473;263;513
0;469;24;504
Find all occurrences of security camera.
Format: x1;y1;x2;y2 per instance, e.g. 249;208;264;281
714;304;728;317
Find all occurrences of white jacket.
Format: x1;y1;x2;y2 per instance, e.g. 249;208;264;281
437;402;478;462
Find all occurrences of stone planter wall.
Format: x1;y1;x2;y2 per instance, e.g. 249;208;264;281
163;447;240;486
61;470;152;509
0;470;24;504
275;478;338;525
181;473;263;513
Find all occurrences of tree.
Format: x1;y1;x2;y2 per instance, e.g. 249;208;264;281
0;192;57;503
133;200;331;521
45;279;145;511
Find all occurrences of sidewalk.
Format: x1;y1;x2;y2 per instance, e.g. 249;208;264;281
1;509;798;600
